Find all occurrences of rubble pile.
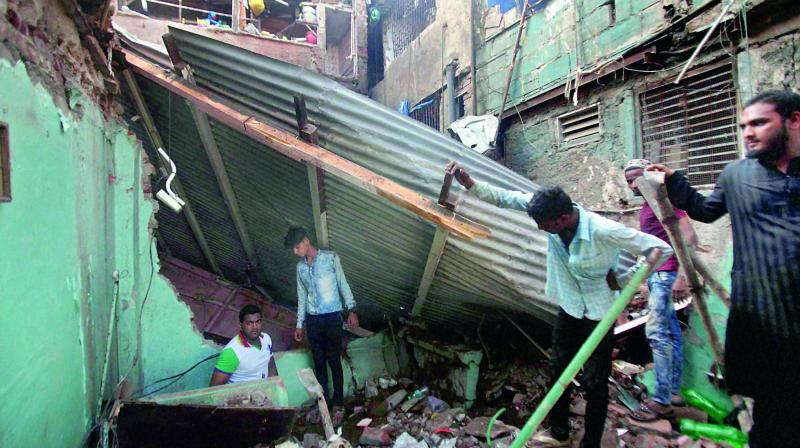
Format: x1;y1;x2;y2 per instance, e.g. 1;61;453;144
222;391;273;408
288;365;736;448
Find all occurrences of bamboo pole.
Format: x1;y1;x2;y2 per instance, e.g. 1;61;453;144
491;0;531;145
634;171;725;371
508;249;663;448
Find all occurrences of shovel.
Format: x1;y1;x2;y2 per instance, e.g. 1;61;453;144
297;368;336;440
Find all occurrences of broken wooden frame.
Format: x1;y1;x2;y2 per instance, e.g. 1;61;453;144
293;95;330;249
634;171;726;371
124;52;490;240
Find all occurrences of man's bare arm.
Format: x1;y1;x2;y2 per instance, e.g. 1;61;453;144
209;370;232;387
268;357;279;378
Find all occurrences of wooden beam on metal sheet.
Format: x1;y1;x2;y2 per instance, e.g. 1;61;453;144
635;171;725;371
294;95;329;248
125;52;490;240
186;99;262;274
411;226;450;317
119;68;224;276
307;165;330;249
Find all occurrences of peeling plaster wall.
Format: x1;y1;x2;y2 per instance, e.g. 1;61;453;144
372;0;475;118
0;59;109;448
0;55;224;445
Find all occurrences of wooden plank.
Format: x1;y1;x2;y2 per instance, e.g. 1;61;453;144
295;95;328;248
635;172;725;370
120;68;223;276
125;52;490;240
411;227;450;317
187;102;260;272
307;164;329;249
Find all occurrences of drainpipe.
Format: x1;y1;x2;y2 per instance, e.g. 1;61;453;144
470;0;478;115
445;61;459;128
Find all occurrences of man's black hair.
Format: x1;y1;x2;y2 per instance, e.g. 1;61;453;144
239;304;262;323
284;226;308;249
527;186;574;222
745;90;800;119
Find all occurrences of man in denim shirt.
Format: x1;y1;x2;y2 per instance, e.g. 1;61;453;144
285;227;358;414
624;159;698;422
447;162;671;448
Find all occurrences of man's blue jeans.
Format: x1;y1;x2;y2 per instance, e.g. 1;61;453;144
646;271;683;405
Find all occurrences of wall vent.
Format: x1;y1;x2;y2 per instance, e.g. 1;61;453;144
557;104;601;143
639;61;738;187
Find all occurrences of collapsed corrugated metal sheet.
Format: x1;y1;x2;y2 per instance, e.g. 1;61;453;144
127;25;560;328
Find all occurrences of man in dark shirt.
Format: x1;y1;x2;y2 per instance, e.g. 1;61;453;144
624;159;698;421
647;90;800;447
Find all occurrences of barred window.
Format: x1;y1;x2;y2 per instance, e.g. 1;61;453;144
409;92;441;131
639;62;739;187
384;0;437;60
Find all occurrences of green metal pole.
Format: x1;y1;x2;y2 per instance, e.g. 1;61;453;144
509;249;663;448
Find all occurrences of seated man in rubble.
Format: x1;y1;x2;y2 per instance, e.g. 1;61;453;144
446;161;672;448
209;304;278;386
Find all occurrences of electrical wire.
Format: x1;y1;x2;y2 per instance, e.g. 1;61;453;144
131;353;221;398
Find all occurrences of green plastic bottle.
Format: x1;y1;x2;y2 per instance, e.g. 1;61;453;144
681;388;730;423
680;419;748;448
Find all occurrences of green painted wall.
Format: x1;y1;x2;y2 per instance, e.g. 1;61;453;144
0;58;221;446
274;331;400;407
0;59;113;448
477;0;717;114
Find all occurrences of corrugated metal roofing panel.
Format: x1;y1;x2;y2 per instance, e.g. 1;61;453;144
210;118;317;304
141;26;560;328
128;29;556;325
136;77;251;282
119;87;211;271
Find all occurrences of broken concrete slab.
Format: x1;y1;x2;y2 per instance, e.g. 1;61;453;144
384;389;408;410
673;405;708;423
631;433;672;448
464;416;517;439
399;395;425;413
625;417;673;435
569;396;587;416
302;433;322;448
360;427;392;446
392;432;428;448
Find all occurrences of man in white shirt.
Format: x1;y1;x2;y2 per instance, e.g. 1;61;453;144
210;304;278;386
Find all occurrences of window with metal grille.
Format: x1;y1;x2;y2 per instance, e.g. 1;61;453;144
384;0;437;59
0;123;9;202
639;62;739;187
557;104;600;143
409;92;441;130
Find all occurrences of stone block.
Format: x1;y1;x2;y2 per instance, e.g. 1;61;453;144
629;0;661;14
539;56;573;87
582;6;613;38
360;427;392;446
594;15;642;54
640;3;667;35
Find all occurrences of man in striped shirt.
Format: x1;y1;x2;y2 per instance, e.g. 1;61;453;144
447;162;672;448
647;90;800;448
